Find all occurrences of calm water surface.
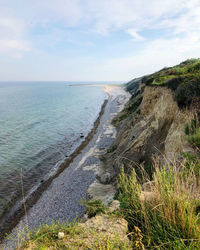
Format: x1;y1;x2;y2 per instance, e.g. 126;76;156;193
0;81;106;218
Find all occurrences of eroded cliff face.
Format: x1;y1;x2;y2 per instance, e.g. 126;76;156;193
102;85;192;182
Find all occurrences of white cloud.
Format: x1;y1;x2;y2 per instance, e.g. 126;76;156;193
0;39;30;51
86;33;200;81
126;29;145;41
0;14;31;58
1;0;200;79
2;0;200;38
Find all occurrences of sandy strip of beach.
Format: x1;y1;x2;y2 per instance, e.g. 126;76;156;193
2;85;130;249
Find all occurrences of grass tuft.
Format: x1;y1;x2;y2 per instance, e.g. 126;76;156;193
185;113;200;149
81;199;108;218
118;163;200;249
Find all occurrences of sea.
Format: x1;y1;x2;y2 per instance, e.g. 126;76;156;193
0;81;109;220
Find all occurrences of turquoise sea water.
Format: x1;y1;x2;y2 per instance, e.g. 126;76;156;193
0;81;106;218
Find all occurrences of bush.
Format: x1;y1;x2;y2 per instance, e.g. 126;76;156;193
175;76;200;107
82;199;107;218
188;61;200;73
166;77;184;90
144;76;154;85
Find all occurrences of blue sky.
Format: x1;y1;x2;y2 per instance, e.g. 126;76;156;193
0;0;200;81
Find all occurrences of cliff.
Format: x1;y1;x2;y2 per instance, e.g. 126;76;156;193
17;59;200;249
102;59;200;183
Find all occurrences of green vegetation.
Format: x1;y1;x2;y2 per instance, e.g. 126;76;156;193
182;152;200;177
18;160;200;250
19;219;130;249
16;59;200;249
185;113;200;149
19;221;81;249
183;114;200;177
81;199;107;218
118;165;200;249
112;94;142;126
188;127;200;148
143;58;200;85
141;58;200;107
175;75;200;106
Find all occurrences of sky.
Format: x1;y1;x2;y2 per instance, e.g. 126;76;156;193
0;0;200;81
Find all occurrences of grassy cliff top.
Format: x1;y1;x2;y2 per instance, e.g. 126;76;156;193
144;58;200;86
126;58;200;107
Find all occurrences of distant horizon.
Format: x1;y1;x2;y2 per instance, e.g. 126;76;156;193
0;80;125;83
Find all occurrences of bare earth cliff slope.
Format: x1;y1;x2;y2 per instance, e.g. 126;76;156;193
102;59;200;182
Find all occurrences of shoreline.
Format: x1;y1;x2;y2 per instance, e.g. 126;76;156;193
0;91;107;242
2;85;130;248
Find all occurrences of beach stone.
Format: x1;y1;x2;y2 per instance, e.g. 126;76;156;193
109;200;120;212
100;172;112;184
140;191;156;202
58;232;65;239
88;181;115;205
142;181;155;192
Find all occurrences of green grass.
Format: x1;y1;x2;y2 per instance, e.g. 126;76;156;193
125;58;200;108
152;74;176;85
19;221;81;249
18;199;131;249
117;165;200;249
19;220;131;249
81;199;108;218
149;58;200;86
182;152;200;177
188;127;200;148
185;114;200;149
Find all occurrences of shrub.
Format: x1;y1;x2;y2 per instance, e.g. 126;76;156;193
175;76;200;107
180;58;199;66
144;76;154;85
82;199;107;218
140;58;200;91
188;61;200;73
166;77;184;90
173;66;188;75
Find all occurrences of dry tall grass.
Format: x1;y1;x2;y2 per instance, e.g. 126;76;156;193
118;158;200;249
